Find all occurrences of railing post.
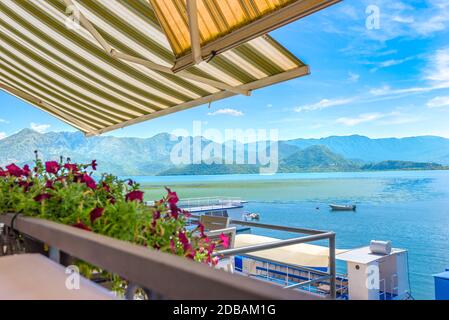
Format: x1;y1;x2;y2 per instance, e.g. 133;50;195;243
329;233;336;299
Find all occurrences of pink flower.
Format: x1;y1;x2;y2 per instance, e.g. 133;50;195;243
34;193;52;202
64;163;78;172
102;182;110;192
18;181;33;192
211;257;219;266
45;161;60;174
178;231;191;251
220;233;229;249
81;174;96;190
22;165;31;176
197;223;206;238
169;203;180;219
125;190;144;202
91;160;97;171
89;207;104;223
45;180;54;189
186;248;195;260
170;239;176;254
165;187;179;205
0;167;6;177
6;164;23;177
108;196;116;205
220;234;230;249
72;222;92;232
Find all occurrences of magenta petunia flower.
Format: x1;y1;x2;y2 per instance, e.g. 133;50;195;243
125;190;144;202
165;187;179;205
169;203;180;219
197;223;206;238
91;160;97;171
34;193;52;202
72;222;92;232
45;161;60;174
89;207;105;223
170;239;176;254
178;231;191;251
64;163;78;172
0;167;6;177
22;165;31;176
220;234;230;249
45;180;54;189
101;182;111;192
108;196;116;205
18;181;33;192
6;164;24;177
81;174;96;190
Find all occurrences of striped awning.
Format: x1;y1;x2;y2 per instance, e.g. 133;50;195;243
0;0;310;136
150;0;340;71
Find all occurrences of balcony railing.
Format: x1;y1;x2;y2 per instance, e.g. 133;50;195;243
0;213;324;300
189;215;337;299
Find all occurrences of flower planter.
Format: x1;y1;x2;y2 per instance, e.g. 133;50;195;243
1;156;229;297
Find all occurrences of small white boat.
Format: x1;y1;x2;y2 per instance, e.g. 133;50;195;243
330;204;356;211
244;212;260;220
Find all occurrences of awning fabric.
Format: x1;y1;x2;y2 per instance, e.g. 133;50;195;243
0;0;309;136
235;234;347;268
149;0;340;71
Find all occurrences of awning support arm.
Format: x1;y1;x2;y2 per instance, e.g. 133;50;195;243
186;0;202;64
63;0;250;96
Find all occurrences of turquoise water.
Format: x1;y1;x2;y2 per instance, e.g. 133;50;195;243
133;170;449;300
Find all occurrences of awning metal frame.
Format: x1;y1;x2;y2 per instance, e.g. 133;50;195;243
85;65;309;136
63;0;250;97
171;0;342;72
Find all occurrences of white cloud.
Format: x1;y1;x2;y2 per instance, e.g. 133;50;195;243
335;111;419;127
336;113;385;126
369;48;449;98
207;108;244;117
0;118;8;124
0;132;6;140
348;72;360;82
30;122;51;133
294;98;355;112
392;15;414;24
427;96;449;108
426;47;449;86
266;104;273;108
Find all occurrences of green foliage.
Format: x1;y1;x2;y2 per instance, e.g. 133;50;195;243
0;154;227;295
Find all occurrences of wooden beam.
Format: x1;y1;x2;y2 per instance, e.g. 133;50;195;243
186;0;202;64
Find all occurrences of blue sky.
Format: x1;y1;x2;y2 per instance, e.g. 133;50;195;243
1;0;449;141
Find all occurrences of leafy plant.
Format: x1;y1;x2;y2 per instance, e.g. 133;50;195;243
0;152;227;295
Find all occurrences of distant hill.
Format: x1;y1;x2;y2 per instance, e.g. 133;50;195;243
361;160;445;171
0;129;448;176
279;145;356;172
158;146;446;175
285;135;449;164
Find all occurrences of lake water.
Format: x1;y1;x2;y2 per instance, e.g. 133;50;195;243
132;170;449;300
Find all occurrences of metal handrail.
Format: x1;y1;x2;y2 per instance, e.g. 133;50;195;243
0;213;320;300
189;215;337;299
214;232;335;257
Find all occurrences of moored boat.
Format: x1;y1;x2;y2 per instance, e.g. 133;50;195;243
330;204;356;211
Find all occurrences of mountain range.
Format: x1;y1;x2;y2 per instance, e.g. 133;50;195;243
0;129;447;176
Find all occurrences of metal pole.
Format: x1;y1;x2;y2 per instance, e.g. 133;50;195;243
215;232;335;257
329;233;336;299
